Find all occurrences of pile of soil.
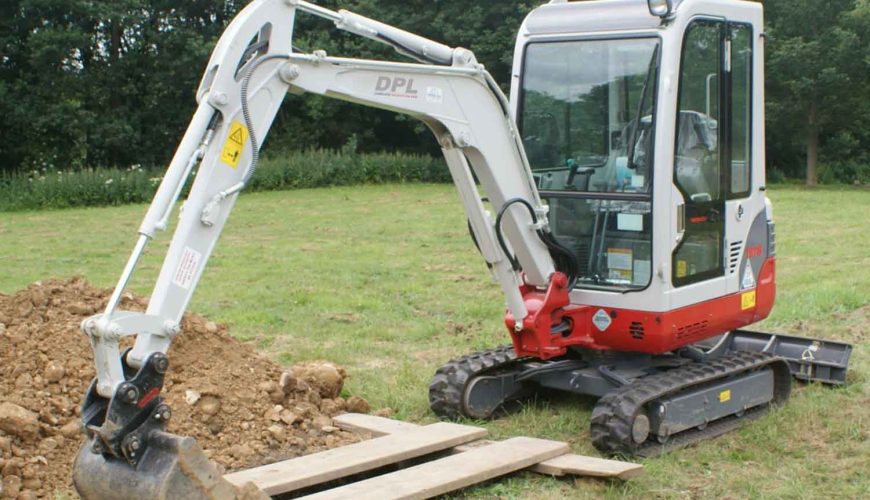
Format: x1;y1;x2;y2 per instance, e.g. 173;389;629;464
0;278;379;499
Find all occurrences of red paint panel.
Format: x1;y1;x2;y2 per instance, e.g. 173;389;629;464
505;258;777;358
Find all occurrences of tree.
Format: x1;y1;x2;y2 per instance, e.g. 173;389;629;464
765;0;869;185
0;0;245;172
1;0;866;183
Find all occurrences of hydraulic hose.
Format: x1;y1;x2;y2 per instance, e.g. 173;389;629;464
239;54;291;187
495;198;580;289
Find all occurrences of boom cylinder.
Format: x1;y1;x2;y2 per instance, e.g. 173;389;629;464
335;11;455;65
139;103;216;237
294;1;455;65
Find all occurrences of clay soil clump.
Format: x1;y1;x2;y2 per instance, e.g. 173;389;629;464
0;278;374;498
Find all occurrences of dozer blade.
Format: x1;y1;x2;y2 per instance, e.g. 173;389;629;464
698;330;853;385
73;431;268;500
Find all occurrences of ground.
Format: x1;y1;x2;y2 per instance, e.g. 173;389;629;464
0;184;867;499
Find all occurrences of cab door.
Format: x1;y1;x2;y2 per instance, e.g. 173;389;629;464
673;20;729;290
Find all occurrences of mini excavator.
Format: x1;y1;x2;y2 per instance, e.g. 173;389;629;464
73;0;852;498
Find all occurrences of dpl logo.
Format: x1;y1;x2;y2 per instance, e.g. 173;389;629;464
374;76;418;98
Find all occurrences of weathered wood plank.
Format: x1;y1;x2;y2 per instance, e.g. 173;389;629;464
532;453;644;480
299;437;570;500
333;413;643;480
224;422;487;495
332;412;420;436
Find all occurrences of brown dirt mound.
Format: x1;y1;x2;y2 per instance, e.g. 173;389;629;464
0;278;373;499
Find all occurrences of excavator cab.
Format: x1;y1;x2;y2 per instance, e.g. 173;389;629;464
504;0;775;353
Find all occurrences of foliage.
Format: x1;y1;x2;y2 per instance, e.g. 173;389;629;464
0;150;447;211
764;0;870;184
0;0;867;185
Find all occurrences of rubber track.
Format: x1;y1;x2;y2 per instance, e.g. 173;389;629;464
590;351;792;457
428;345;520;420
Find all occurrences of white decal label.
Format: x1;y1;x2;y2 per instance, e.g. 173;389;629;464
593;309;612;332
742;264;756;290
617;213;643;232
425;86;444;104
173;247;202;290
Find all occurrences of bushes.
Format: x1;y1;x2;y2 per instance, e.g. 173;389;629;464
248;150;450;192
0;165;162;211
0;151;449;212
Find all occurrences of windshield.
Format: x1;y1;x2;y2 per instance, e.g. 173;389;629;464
520;38;659;194
519;38;660;291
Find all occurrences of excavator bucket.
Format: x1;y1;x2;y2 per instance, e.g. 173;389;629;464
73;431;268;500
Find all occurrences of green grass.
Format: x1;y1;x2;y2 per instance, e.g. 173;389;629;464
0;184;867;498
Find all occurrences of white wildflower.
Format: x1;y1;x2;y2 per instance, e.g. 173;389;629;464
105;178;114;185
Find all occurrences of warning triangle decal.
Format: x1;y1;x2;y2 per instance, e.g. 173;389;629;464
742;263;756;290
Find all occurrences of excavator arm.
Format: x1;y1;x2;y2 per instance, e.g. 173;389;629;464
75;1;568;497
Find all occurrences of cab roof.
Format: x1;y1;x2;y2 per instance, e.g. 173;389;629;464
523;0;672;36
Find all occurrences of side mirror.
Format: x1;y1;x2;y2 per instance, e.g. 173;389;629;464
648;0;673;18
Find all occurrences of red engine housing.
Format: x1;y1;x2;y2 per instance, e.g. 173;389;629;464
506;258;776;360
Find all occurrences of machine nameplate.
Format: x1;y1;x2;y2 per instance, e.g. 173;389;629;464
220;121;248;168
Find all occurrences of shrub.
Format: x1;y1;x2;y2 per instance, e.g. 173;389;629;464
0;151;449;212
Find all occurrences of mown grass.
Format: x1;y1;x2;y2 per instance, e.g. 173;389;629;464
0;184;866;498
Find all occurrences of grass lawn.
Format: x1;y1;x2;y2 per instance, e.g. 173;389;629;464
0;184;867;498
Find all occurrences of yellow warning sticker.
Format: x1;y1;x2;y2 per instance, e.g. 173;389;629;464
676;260;687;278
719;390;731;403
741;290;757;311
220;121;248;168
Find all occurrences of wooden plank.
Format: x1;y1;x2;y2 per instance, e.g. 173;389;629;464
332;412;420;436
299;437;570;500
532;454;644;480
224;422;487;495
333;413;643;480
450;440;642;480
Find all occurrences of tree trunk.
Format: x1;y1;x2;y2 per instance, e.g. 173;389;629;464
110;21;122;110
806;100;818;186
